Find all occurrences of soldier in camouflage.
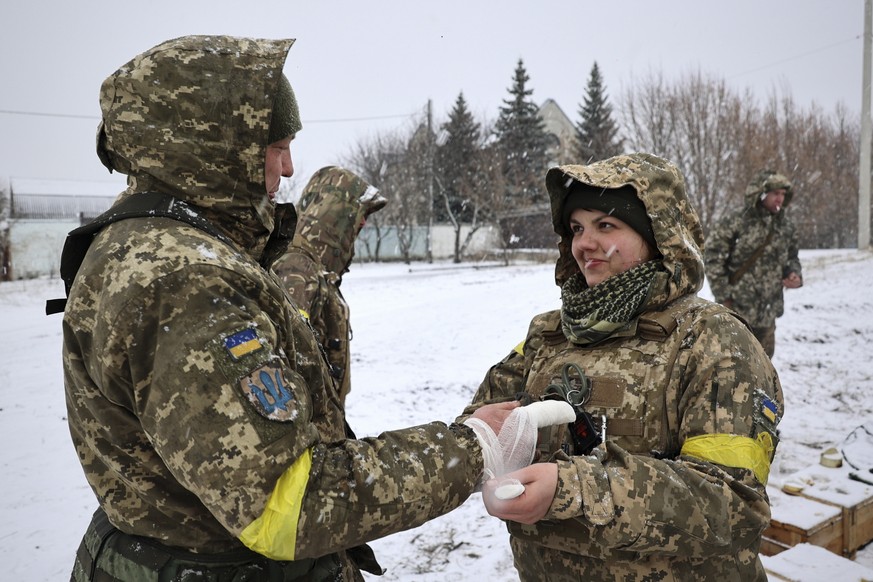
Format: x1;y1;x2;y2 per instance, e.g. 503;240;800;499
704;170;802;357
274;166;387;407
462;153;783;581
62;35;524;581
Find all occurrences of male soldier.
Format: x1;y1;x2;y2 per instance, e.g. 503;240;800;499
59;35;527;581
705;169;803;357
275;166;386;407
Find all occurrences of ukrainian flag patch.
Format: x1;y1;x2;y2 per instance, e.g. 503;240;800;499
224;328;263;360
761;396;778;423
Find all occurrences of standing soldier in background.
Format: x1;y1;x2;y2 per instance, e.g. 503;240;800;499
705;169;803;357
274;166;387;407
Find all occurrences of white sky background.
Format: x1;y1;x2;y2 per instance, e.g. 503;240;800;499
0;0;864;193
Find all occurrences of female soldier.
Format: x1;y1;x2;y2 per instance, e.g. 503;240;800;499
468;153;782;581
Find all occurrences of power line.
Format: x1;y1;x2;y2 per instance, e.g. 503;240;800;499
1;35;860;124
0;108;419;124
303;111;420;124
0;109;99;120
727;34;861;80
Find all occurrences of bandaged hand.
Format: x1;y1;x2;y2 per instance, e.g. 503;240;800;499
464;400;574;484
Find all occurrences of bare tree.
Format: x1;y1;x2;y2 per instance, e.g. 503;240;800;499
755;95;860;248
623;70;747;231
344;132;407;261
620;70;860;246
622;70;678;159
372;122;433;263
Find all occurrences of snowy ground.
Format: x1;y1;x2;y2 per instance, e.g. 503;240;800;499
1;248;871;581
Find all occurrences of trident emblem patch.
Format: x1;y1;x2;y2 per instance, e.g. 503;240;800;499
240;364;297;422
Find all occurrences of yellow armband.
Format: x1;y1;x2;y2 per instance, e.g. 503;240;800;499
239;448;312;560
680;432;775;485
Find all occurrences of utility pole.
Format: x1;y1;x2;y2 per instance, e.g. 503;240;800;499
426;99;434;263
860;0;872;250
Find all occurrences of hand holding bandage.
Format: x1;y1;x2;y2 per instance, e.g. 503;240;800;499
464;400;575;494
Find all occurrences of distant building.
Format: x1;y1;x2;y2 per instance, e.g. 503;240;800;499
493;99;577;252
1;177;119;280
539;98;577;166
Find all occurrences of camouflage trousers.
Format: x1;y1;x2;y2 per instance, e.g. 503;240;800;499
750;324;776;358
70;508;346;582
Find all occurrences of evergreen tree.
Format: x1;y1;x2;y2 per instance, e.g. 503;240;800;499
494;59;550;203
436;92;481;222
575;62;623;163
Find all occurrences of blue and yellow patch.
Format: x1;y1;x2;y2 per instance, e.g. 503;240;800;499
761;396;778;423
224;328;263;360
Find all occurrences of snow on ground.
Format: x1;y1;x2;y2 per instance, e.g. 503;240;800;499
1;248;871;581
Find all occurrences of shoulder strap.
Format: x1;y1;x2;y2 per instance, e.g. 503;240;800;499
639;295;724;457
45;192;233;315
728;225;775;285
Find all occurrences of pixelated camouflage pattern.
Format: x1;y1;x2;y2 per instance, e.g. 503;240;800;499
63;36;481;578
545;152;705;305
290;166;387;275
464;153;782;581
705;169;802;328
96;35;298;261
274;166;387;404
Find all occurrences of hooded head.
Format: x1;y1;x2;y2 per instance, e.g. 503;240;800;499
95;35;300;258
561;182;658;251
744;169;794;215
293;166;387;275
546;153;705;306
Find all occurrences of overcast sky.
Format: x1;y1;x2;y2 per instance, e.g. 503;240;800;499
0;0;864;192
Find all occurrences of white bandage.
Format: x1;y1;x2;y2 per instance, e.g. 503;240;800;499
485;400;576;500
523;400;576;429
465;400;575;484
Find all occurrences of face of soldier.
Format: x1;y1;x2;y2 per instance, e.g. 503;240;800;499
569;208;656;287
265;135;295;200
760;189;787;214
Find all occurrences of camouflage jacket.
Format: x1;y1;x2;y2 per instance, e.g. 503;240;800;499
274;167;386;405
704;174;802;328
62;36;481;575
466;154;783;581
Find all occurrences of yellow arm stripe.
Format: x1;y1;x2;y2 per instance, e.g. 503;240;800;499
513;340;525;356
680;432;775;485
239;448;312;560
298;308;310;321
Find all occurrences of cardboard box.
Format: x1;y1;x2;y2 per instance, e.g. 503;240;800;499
763;485;843;556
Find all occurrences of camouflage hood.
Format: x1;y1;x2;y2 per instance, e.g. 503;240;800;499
96;35;298;258
546;153;705;306
743;169;794;216
293;166;387;275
